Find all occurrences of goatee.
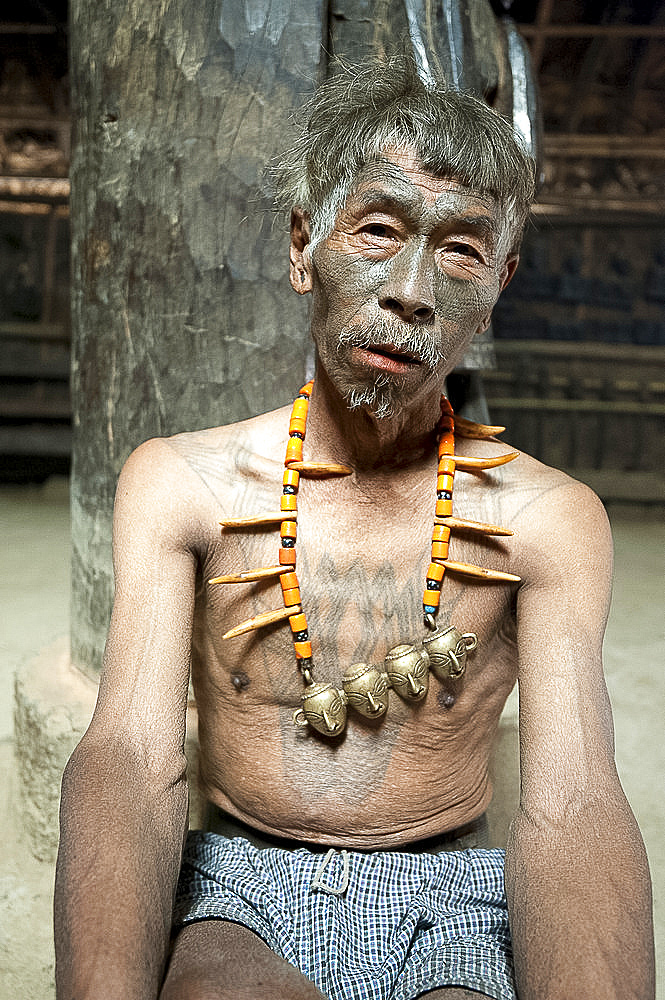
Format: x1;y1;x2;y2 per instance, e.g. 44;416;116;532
336;319;445;419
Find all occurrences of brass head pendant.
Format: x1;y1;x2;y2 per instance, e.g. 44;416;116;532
212;381;520;738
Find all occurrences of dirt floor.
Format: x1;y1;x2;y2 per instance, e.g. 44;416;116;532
1;478;662;997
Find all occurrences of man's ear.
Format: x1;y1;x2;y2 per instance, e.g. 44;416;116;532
475;254;520;335
289;208;313;295
499;254;519;292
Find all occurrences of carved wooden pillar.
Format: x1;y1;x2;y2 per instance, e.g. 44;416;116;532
69;0;325;677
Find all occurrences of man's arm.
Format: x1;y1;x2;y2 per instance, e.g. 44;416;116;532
55;439;200;1000
506;478;655;1000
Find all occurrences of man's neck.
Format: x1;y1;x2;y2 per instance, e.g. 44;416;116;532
304;365;446;475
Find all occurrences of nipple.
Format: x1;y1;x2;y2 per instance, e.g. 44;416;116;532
438;688;456;710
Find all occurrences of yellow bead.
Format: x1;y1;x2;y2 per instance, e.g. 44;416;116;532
431;540;449;559
285;438;303;464
427;562;445;582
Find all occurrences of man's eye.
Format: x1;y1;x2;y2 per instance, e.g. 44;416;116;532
362;223;391;238
448;242;481;260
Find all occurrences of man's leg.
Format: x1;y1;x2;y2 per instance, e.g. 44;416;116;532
159;919;327;1000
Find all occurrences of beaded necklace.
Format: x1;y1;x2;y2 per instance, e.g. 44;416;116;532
212;380;520;738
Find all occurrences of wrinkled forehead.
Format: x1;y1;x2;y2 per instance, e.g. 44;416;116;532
349;148;500;214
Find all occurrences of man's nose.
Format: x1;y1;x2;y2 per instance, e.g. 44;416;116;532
378;245;436;323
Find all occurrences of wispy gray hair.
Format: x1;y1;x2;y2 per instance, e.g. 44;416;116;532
274;56;537;256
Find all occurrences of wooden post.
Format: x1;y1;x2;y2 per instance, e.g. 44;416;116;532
69;0;324;677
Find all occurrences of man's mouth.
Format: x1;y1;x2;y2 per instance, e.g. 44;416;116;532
354;343;422;374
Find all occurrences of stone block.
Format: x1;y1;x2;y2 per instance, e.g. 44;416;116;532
13;636;203;863
14;636;96;863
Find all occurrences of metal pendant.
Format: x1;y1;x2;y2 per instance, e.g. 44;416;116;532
343;663;390;718
293;681;347;736
384;643;430;701
422;625;478;679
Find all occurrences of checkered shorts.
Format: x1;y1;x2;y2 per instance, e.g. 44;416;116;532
173;831;516;1000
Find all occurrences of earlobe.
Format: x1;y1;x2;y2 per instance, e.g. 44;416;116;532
289;208;313;295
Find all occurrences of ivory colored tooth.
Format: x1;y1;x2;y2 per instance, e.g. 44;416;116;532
435;515;513;537
287;461;353;476
453;415;506;439
208;565;290;585
220;511;289;528
441;559;521;583
453;451;519;471
222;604;302;640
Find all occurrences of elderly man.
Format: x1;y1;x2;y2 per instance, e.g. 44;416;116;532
55;58;654;1000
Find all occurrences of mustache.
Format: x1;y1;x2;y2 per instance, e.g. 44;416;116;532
337;318;445;370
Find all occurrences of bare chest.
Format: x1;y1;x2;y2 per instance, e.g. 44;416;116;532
196;470;517;717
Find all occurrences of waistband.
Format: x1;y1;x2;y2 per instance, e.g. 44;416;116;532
203;803;489;854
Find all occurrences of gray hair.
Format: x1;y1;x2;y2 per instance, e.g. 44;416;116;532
275;56;536;256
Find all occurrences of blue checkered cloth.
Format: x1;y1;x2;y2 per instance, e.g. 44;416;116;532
173;831;516;1000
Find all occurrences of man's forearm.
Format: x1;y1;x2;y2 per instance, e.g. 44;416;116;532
54;739;188;1000
505;794;655;1000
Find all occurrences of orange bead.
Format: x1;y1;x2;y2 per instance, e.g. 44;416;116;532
285;438;303;464
280;572;299;592
437;474;454;493
289;416;308;436
280;521;297;541
435;499;453;517
432;524;451;543
423;588;441;607
431;540;450;559
299;381;314;397
427;562;445;582
279;547;297;565
281;586;301;607
294;640;312;659
280;494;297;513
438;456;456;474
283;468;300;490
291;398;309;420
289;613;308;633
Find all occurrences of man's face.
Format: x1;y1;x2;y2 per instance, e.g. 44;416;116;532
290;149;517;419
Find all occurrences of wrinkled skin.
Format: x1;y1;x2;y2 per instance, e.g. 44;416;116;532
290;150;517;421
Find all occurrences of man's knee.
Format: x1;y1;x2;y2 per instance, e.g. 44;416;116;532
160;920;326;1000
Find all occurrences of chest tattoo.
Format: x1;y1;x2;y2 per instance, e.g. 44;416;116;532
210;381;519;737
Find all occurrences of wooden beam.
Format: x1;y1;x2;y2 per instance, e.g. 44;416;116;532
519;23;665;39
0;23;58;35
544;135;665;158
0;177;70;200
532;198;665;218
529;0;556;72
491;341;665;363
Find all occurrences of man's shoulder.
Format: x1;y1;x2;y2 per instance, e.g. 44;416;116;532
117;403;292;516
126;404;290;477
503;445;606;522
499;446;611;580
